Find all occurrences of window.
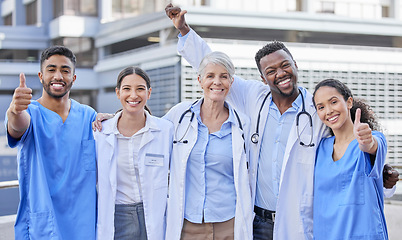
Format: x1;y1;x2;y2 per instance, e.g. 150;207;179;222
112;0;142;19
320;1;335;14
53;0;97;18
3;14;12;26
26;0;38;25
52;37;96;67
382;5;390;18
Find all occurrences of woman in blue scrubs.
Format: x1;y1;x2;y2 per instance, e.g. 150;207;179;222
94;66;174;240
312;79;388;239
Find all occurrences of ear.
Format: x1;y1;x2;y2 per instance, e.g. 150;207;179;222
197;75;202;86
294;60;298;69
347;97;353;110
260;74;268;85
147;87;152;99
38;72;43;83
72;74;77;85
115;87;120;99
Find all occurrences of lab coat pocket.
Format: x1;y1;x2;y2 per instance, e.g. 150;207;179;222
145;153;169;189
29;211;56;239
296;145;316;165
338;172;365;205
82;139;96;171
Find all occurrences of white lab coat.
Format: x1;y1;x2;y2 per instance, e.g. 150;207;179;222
163;100;254;240
177;29;328;240
94;111;174;240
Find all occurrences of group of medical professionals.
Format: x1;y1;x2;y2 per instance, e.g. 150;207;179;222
5;3;399;240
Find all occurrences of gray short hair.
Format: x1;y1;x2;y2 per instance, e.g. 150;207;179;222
198;51;235;79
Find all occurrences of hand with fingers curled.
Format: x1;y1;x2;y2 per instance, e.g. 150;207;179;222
92;112;114;132
383;163;399;189
9;73;33;115
165;3;190;35
353;108;377;154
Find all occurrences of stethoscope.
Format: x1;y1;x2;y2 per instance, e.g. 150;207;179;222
250;89;314;147
173;100;246;152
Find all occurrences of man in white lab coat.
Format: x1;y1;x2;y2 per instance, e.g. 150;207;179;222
165;5;398;240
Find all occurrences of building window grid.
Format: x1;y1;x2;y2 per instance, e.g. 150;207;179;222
182;64;402;165
146;65;180;117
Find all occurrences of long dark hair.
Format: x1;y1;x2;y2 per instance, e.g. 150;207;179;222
313;78;380;135
116;66;152;114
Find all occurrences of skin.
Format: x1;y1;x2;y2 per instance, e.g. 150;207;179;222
383;164;399;188
259;50;299;114
198;63;233;133
7;54;76;139
115;74;151;137
37;55;76;122
164;3;397;187
314;86;377;161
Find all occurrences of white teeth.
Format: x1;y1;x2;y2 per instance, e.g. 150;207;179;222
328;116;338;121
128;101;140;105
52;83;63;87
210;89;224;92
278;79;290;86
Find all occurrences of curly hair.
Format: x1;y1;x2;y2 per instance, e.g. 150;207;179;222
313;79;380;135
254;40;295;74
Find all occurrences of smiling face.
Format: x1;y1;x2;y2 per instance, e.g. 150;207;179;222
38;54;76;99
259;49;298;100
116;73;151;115
198;63;233;103
314;86;353;132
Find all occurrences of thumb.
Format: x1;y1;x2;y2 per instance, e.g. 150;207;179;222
354;108;361;126
180;10;188;17
19;73;27;88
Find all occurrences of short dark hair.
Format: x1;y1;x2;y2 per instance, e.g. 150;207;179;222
255;40;294;74
40;45;76;71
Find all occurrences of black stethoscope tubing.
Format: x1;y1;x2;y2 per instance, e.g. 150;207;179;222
251;89;314;147
173;101;246;152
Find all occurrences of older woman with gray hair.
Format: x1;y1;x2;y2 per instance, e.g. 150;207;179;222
163;51;253;240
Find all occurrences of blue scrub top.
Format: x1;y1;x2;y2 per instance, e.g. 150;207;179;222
6;99;97;240
313;131;388;240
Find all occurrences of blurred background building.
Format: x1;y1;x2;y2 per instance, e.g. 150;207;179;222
0;0;401;234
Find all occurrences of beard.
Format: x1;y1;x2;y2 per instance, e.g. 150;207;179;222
42;80;73;99
278;84;297;97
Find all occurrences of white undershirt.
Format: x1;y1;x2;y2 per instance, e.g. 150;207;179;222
115;133;144;204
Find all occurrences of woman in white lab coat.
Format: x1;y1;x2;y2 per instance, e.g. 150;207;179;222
164;51;253;240
94;66;173;240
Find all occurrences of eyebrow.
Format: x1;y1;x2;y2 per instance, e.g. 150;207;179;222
45;64;72;70
264;60;289;71
122;84;147;88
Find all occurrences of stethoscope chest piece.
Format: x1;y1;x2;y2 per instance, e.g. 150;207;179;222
251;133;259;144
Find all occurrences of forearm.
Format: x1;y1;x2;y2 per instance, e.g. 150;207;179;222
178;23;190;36
6;108;30;139
364;137;378;156
178;28;212;72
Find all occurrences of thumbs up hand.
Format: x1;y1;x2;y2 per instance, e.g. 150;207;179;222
9;73;33;115
353;108;377;154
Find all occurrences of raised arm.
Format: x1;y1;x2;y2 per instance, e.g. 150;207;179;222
165;4;269;114
6;73;32;139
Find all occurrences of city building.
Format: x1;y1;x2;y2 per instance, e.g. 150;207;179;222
1;0;401;218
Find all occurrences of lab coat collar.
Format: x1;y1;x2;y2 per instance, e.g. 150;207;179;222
101;110;160;149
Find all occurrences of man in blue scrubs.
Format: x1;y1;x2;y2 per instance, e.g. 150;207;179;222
5;46;97;239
